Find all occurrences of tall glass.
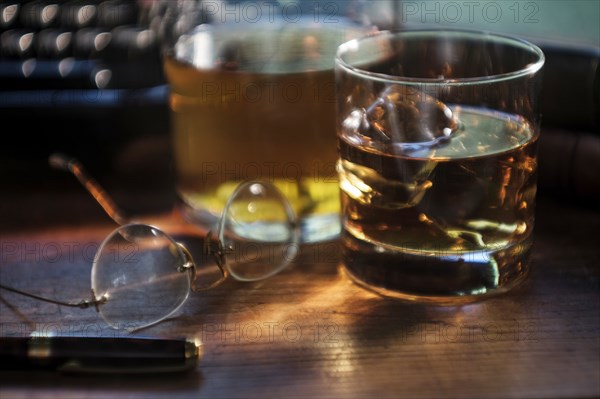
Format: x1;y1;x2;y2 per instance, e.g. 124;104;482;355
153;1;375;243
335;30;544;302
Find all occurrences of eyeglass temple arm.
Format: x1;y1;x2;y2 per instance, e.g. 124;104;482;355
0;284;107;310
48;153;129;226
0;155;120;312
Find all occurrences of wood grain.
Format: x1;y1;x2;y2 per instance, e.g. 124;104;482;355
0;192;598;399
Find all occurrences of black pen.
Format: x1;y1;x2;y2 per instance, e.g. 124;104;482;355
0;335;201;374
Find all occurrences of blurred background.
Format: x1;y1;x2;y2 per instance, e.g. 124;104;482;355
0;0;598;228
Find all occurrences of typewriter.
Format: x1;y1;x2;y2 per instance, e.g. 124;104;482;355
0;0;169;183
1;0;598;197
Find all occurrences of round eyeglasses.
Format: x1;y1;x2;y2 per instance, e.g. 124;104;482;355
0;155;300;331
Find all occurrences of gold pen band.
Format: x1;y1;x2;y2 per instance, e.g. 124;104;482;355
185;338;203;370
27;337;52;359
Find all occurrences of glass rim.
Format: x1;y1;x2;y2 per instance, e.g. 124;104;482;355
335;28;545;86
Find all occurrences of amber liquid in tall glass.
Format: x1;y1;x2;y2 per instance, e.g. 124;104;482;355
164;24;364;241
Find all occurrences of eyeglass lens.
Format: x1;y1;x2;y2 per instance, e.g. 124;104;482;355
91;180;300;330
219;181;300;281
92;224;191;330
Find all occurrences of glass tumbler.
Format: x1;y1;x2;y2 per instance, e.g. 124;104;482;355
335;30;544;302
151;0;376;243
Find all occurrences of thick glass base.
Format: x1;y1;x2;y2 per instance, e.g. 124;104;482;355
340;232;532;304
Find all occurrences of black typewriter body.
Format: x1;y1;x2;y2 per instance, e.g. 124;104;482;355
0;0;168;181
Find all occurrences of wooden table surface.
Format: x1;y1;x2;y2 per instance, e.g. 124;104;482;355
0;186;598;399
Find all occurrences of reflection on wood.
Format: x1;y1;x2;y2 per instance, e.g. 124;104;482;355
0;193;598;399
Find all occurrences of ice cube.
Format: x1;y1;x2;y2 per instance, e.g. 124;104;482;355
364;86;458;151
339;159;436;209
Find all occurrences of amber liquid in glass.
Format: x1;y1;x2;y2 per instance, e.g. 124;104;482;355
338;108;538;301
164;24;364;241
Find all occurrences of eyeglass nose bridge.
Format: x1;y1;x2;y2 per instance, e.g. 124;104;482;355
176;236;229;293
